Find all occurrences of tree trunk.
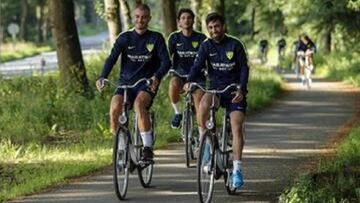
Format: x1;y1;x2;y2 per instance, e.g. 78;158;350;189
119;0;132;30
251;7;255;39
37;0;46;43
216;0;225;17
84;0;94;24
104;0;121;45
191;0;202;31
49;0;91;96
324;27;332;53
162;0;177;36
20;0;28;41
135;0;142;6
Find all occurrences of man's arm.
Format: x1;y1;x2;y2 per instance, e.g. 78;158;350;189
153;35;171;80
237;42;249;94
187;43;207;83
99;34;126;78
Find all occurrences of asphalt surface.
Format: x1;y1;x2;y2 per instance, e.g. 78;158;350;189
9;73;360;203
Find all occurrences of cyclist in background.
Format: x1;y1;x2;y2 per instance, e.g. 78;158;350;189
185;12;249;189
277;38;286;60
168;8;206;130
96;4;171;163
259;39;268;63
297;34;316;82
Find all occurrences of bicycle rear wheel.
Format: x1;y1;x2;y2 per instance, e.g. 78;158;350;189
113;128;130;200
197;131;215;203
183;107;194;167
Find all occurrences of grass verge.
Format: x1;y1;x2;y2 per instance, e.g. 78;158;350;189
0;42;52;63
280;125;360;203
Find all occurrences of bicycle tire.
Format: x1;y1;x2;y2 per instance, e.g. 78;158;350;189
113;127;130;200
197;131;215;203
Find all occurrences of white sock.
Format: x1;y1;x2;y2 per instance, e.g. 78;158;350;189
171;102;181;115
198;127;205;141
233;160;242;173
140;131;153;148
309;65;314;71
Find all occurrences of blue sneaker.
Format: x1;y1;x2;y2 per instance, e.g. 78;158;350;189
232;170;244;189
171;114;182;129
202;143;211;165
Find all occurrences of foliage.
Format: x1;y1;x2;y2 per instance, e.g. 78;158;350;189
0;42;52;63
280;126;360;203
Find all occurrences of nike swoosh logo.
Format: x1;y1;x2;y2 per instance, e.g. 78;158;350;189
128;46;135;49
210;53;217;56
176;43;183;47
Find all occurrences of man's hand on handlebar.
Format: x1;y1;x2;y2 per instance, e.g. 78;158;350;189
96;77;106;92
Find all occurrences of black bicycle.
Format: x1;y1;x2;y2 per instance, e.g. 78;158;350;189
104;78;156;200
189;83;241;203
168;69;199;168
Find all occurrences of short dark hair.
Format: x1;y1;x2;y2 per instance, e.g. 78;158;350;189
135;3;151;14
205;12;225;25
177;8;195;20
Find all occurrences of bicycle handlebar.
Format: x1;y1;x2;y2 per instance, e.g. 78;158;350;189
189;82;241;94
168;69;189;78
104;78;151;89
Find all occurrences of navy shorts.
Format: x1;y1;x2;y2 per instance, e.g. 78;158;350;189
114;81;157;109
218;90;247;114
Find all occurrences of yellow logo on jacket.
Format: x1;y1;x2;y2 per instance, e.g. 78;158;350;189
192;41;199;48
146;43;154;52
226;51;234;60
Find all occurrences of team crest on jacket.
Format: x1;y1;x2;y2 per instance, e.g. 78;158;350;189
226;51;234;60
146;43;154;52
192;41;199;48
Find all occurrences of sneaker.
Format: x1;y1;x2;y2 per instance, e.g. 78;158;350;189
201;143;211;165
232;170;244;189
171;114;182;129
140;146;154;164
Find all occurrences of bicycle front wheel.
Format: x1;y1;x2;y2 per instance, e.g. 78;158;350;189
113;128;130;200
197;131;215;203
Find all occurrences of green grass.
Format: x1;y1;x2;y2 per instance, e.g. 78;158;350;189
0;42;52;63
280;125;360;203
78;23;107;36
315;52;360;87
0;53;282;202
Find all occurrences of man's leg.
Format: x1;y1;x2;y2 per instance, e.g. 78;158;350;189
230;110;246;188
192;89;205;137
134;91;153;162
169;77;185;128
110;95;124;134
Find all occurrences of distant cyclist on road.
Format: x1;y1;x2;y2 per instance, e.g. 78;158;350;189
297;34;316;82
168;8;206;130
96;4;171;164
259;39;268;63
277;38;286;60
185;12;249;189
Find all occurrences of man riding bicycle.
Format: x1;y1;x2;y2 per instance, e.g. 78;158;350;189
297;34;316;83
185;12;249;189
277;38;286;60
168;8;206;130
96;4;171;163
259;39;268;63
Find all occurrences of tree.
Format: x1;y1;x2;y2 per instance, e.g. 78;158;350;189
119;0;132;30
162;0;177;36
104;0;121;45
20;0;29;41
191;0;202;31
49;0;91;96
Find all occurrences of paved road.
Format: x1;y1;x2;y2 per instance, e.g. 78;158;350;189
9;73;360;203
0;32;107;77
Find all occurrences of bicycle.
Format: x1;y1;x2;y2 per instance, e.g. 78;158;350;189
189;83;241;203
103;78;156;200
297;51;313;89
168;69;199;168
